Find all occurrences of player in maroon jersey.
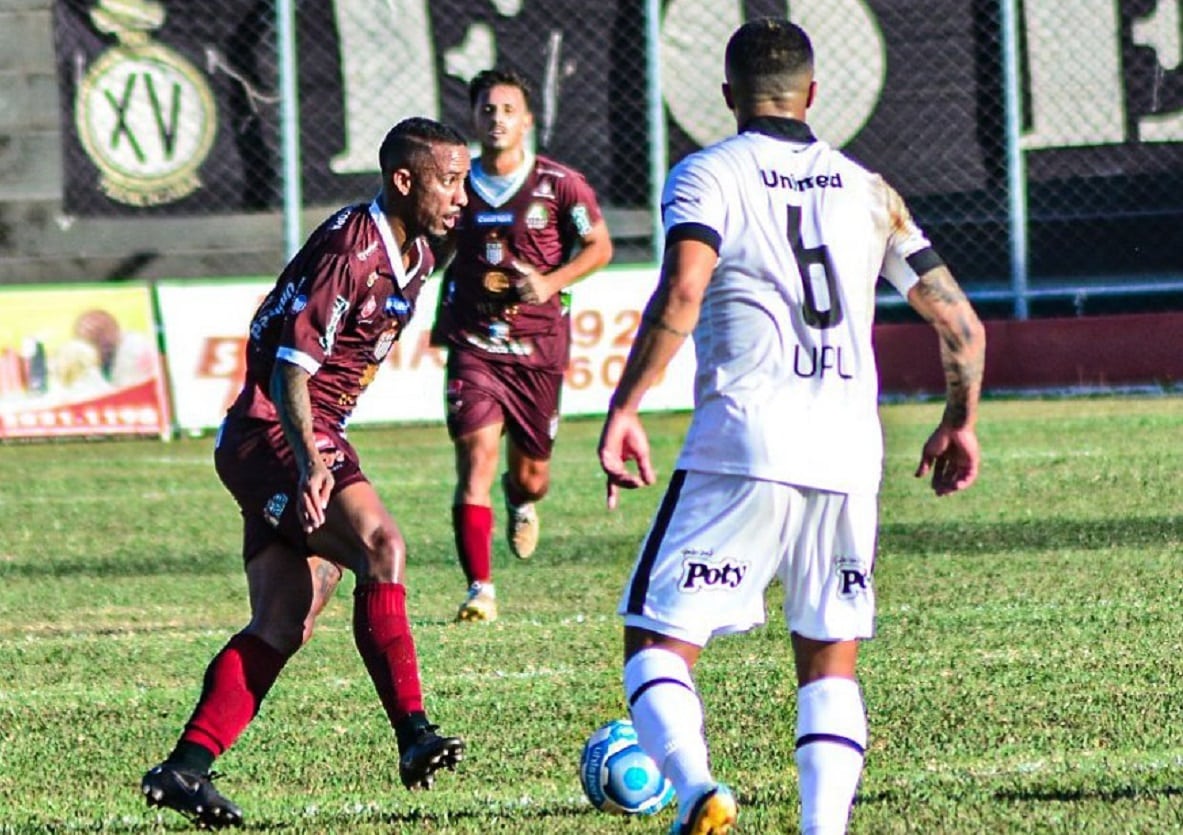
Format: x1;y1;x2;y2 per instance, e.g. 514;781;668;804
141;117;470;830
432;69;613;622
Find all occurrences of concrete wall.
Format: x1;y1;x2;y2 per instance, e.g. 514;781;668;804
0;0;290;283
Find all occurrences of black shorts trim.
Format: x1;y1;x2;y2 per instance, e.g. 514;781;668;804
626;469;688;615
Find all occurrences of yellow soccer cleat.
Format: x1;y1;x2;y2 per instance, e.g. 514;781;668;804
502;473;539;560
456;581;497;622
669;784;738;835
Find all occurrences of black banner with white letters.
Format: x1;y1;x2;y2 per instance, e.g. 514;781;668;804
53;0;1183;279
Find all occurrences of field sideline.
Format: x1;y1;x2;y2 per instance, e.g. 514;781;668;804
1;396;1181;833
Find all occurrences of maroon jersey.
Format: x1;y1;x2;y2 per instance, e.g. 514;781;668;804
434;153;603;371
229;198;435;430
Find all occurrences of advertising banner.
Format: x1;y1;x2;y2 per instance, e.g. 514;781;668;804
156;266;695;433
0;285;170;440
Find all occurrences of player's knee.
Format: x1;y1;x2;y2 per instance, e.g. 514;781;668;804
362;523;407;582
512;467;550;502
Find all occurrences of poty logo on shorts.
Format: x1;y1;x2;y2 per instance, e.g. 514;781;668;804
679;551;749;592
835;556;870;599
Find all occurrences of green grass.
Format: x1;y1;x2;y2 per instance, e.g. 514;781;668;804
1;396;1181;833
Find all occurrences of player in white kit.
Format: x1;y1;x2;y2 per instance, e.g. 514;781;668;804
598;18;986;835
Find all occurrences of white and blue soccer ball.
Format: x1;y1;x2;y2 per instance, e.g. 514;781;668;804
579;718;675;815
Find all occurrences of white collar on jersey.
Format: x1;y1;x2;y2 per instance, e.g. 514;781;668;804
369;195;413;290
469;149;536;208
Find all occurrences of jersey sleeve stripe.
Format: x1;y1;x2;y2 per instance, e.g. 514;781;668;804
665;222;722;253
276;346;321;376
906;247;945;276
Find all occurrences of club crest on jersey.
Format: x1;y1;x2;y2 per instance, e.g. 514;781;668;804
359;295;377;320
835;556;870;599
679;550;749;592
486;238;504;264
525;202;549;230
374;327;397;361
263;493;288;528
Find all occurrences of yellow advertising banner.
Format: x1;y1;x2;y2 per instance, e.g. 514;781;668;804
0;284;170;439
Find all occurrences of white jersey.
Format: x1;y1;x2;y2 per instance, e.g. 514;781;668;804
665;117;941;495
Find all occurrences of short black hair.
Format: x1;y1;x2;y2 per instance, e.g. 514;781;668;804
725;18;813;96
468;68;534;112
378;117;467;174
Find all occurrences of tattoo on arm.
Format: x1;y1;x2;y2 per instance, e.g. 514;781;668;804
911;268;984;429
641;311;692;338
939;310;985;428
915;268;969;307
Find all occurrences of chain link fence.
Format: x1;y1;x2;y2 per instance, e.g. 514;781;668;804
30;1;1183;316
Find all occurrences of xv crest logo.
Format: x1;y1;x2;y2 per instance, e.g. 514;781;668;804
74;3;216;206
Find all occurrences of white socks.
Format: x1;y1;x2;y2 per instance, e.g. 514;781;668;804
624;648;714;818
796;676;867;835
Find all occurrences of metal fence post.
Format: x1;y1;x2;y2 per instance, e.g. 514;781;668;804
1001;0;1029;319
277;0;302;261
646;0;667;261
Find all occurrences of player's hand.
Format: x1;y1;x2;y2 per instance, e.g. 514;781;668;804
299;461;334;532
598;408;657;510
915;424;980;496
510;260;553;305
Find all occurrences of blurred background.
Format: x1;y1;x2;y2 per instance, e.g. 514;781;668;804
0;0;1177;319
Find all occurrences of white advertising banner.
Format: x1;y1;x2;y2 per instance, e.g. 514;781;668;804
156;266;694;433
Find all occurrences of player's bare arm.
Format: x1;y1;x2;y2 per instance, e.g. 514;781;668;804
599;238;713;507
513;218;613;304
906;265;986;495
611;238;712;412
271;361;333;530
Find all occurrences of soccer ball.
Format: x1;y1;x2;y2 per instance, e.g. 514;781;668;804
579;718;675;815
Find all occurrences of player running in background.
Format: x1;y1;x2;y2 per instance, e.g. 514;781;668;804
598;19;985;835
141;117;471;829
432;68;613;623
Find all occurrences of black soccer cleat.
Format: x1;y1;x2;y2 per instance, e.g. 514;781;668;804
141;763;244;829
398;725;465;790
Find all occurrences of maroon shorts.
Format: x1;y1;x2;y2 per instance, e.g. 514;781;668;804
445;348;562;461
213;415;368;562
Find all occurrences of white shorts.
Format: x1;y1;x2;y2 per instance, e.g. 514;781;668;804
618;469;877;647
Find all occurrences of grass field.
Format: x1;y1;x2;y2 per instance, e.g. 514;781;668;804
1;396;1181;833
